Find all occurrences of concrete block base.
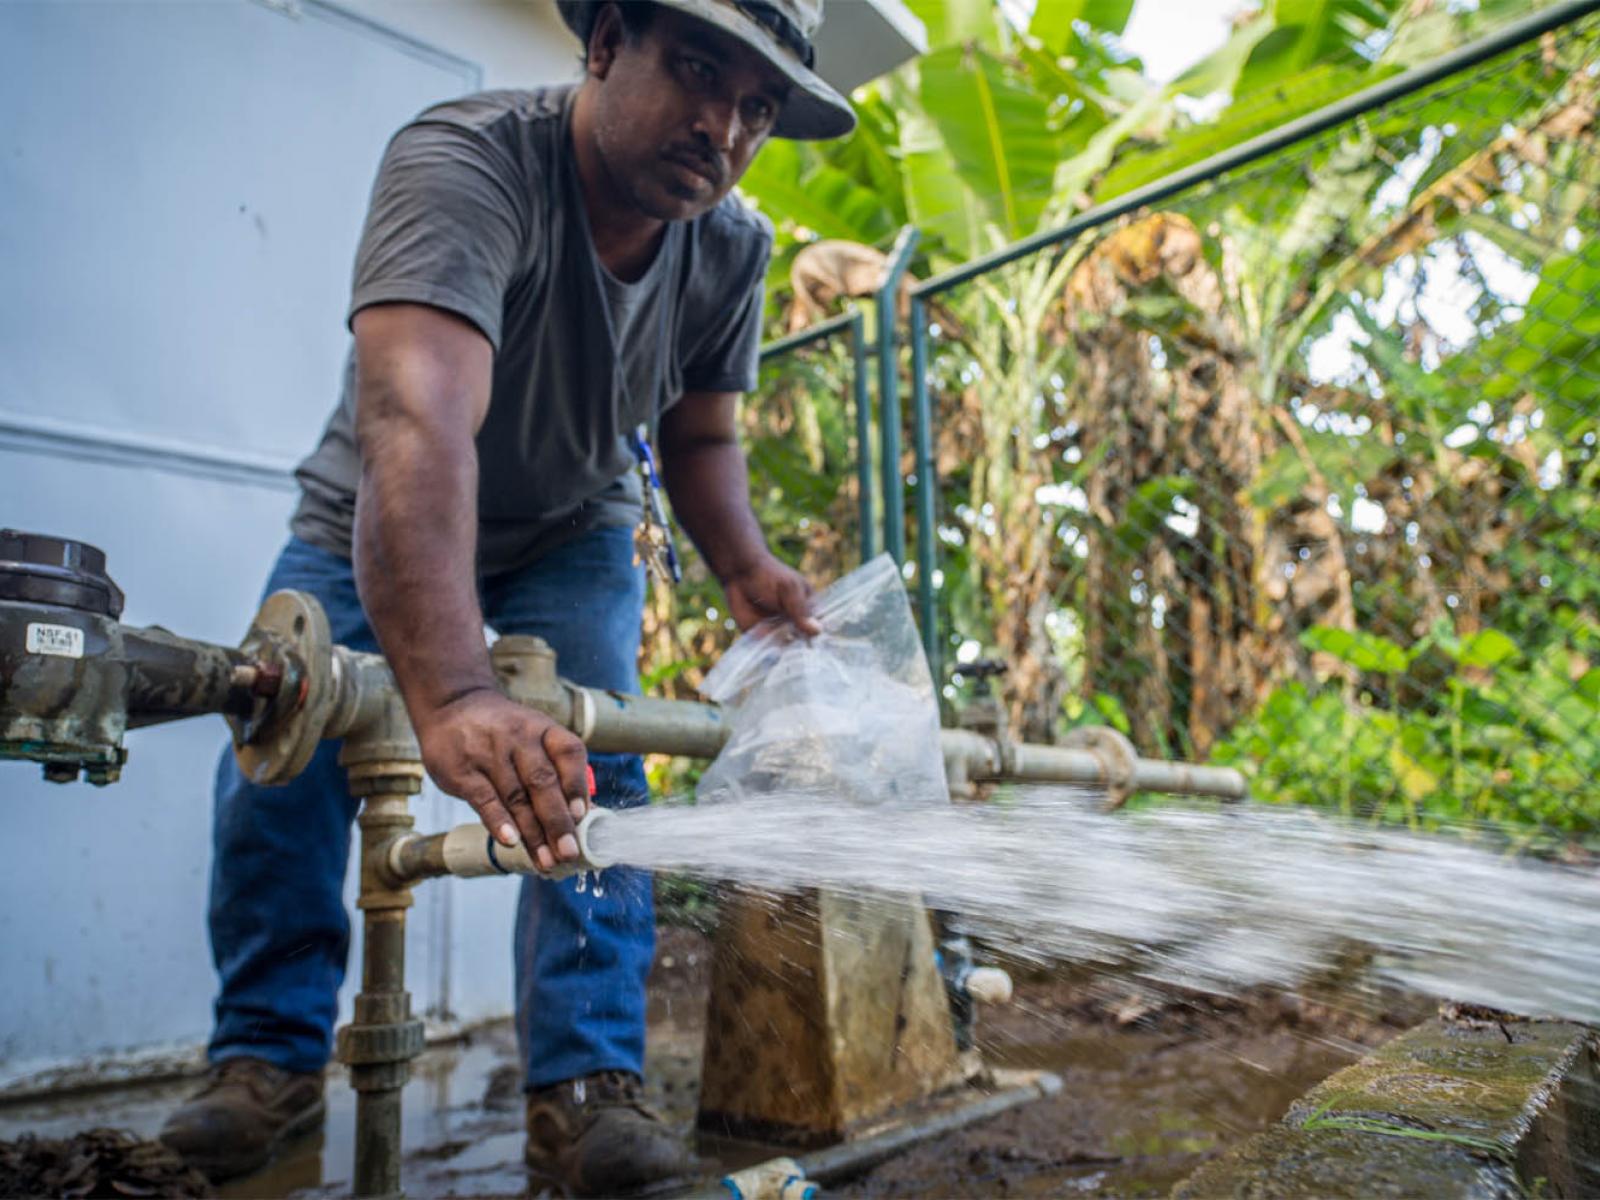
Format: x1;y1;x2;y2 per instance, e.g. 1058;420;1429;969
1175;1013;1600;1198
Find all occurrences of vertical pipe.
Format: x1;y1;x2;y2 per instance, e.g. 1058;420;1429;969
849;310;877;563
909;295;940;684
877;226;921;564
354;1085;405;1200
340;776;426;1199
353;905;407;1199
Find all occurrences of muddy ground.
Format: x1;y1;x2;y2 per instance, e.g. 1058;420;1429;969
834;961;1412;1197
0;925;1414;1198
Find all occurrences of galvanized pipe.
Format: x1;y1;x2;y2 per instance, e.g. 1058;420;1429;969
539;682;1247;800
1008;741;1246;798
341;776;424;1200
579;687;730;759
799;1070;1062;1185
351;905;407;1199
352;1072;404;1200
335;672;426;1200
121;627;260;728
689;1071;1064;1198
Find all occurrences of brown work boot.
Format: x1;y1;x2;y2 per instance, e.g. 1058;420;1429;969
525;1070;699;1197
158;1057;324;1181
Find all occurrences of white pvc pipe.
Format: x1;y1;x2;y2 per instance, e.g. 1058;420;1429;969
394;808;616;881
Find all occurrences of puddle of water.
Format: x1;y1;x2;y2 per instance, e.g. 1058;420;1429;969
0;1006;716;1198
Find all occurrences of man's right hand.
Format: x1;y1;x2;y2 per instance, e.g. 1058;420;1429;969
414;689;590;871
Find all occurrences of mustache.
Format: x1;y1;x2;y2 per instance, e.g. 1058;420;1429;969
663;143;727;187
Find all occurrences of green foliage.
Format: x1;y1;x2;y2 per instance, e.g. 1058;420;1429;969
1478;241;1600;437
1110;476;1193;559
1216;615;1600;841
716;0;1600;851
1030;0;1135;53
1301;626;1410;674
1234;0;1401;97
906;0;1004;51
918;45;1063;241
738;138;898;244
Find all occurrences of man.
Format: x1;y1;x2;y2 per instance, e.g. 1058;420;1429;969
158;1;854;1194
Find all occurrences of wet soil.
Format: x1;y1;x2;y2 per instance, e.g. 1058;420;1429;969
0;927;1412;1198
839;965;1414;1198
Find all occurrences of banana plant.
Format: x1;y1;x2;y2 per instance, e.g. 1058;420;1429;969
726;0;1587;757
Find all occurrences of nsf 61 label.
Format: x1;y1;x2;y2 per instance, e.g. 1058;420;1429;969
25;622;85;659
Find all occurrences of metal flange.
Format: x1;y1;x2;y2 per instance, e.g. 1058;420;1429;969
1062;725;1140;810
230;589;335;785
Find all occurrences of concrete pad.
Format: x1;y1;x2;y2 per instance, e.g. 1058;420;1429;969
1174;1015;1600;1198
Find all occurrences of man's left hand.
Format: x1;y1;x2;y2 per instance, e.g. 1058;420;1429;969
722;554;821;636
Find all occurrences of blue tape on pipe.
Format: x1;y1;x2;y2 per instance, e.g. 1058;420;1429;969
485;834;510;875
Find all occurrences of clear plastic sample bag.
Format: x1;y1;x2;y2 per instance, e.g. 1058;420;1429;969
696;554;949;808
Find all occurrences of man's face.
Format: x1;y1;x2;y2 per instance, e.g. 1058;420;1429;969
588;6;792;222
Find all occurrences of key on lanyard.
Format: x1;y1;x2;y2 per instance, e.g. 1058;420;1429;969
630;428;681;587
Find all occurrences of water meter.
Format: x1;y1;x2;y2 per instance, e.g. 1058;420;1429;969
0;530;130;783
0;529;292;785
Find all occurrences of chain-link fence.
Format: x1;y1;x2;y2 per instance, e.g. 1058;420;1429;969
898;8;1599;850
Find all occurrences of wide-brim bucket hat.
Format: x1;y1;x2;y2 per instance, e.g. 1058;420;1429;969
558;0;857;140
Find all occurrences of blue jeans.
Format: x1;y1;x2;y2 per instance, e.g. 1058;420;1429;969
207;528;654;1088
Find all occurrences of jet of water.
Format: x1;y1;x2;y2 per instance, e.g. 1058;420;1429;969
588;789;1600;1022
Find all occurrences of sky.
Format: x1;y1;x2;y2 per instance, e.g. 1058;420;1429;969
996;0;1243;82
1119;0;1242;81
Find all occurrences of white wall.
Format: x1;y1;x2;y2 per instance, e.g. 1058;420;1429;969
337;0;581;89
0;0;573;1092
0;0;921;1092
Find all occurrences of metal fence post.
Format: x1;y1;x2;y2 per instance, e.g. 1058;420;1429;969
909;294;939;683
757;311;874;564
849;310;877;563
877;226;921;564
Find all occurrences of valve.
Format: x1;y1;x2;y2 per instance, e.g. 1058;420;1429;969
954;657;1009;742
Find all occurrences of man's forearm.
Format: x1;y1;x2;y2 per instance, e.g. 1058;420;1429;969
345;303;585;860
659;434;769;583
354;391;495;718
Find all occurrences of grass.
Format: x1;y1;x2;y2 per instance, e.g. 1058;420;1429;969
1299;1098;1511;1161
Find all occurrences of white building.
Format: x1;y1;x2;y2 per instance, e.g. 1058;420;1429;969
0;0;922;1095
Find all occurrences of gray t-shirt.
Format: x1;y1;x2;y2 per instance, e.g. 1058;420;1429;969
291;86;772;575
